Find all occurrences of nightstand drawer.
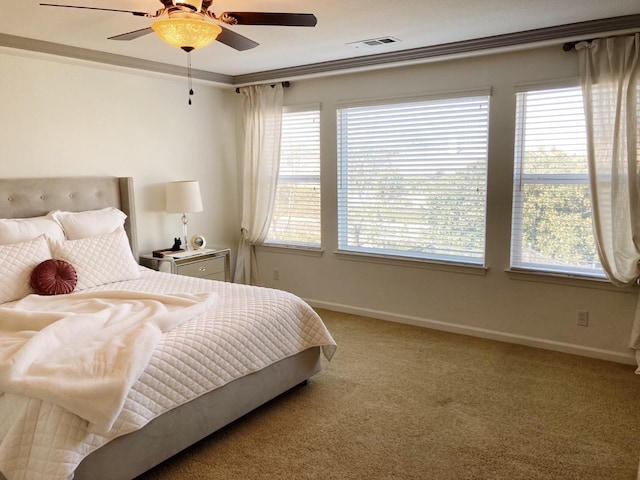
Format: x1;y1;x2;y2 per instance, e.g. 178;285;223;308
176;256;225;280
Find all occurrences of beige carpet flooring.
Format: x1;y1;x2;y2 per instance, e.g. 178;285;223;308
137;309;640;480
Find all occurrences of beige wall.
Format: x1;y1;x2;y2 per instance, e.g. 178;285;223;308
0;47;240;258
1;43;636;366
255;45;638;365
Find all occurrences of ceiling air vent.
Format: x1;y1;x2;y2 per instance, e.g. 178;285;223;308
347;37;401;49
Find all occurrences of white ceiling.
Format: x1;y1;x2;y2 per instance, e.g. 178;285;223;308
1;0;640;84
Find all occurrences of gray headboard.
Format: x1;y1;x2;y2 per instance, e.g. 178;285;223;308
0;176;138;259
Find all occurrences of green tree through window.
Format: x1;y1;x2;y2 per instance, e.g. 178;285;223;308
338;94;490;264
511;87;604;277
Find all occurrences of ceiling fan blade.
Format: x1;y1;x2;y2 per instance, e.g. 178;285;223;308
221;12;317;27
108;28;154;41
215;26;259;51
39;3;149;17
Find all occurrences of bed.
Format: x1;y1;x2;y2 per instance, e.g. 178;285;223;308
0;176;336;480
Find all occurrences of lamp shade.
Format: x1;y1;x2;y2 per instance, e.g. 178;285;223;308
166;180;203;214
152;18;222;51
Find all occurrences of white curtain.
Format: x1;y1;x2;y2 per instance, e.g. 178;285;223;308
576;35;640;364
234;84;284;285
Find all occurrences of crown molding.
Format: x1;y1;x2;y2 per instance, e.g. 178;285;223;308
0;33;233;84
232;14;640;85
1;14;639;87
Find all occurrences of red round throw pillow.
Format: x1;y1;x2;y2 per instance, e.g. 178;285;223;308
30;259;78;296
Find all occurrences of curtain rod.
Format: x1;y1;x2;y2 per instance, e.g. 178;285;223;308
563;31;640;51
563;39;598;51
562;41;580;51
235;81;290;93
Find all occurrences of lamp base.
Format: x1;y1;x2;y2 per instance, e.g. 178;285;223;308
181;213;192;251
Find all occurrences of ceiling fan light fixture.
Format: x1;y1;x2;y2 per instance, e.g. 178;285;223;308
151;18;221;51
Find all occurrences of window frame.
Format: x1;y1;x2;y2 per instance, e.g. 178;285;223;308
336;90;491;266
509;85;606;279
263;104;322;250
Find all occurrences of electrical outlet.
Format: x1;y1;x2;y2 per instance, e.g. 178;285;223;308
273;269;280;281
577;310;589;327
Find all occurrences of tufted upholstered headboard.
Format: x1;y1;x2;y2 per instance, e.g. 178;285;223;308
0;176;138;259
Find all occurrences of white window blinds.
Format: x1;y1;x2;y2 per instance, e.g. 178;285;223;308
337;94;489;264
510;86;605;277
266;106;321;247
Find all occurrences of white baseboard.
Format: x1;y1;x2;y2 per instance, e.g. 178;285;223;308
306;298;637;366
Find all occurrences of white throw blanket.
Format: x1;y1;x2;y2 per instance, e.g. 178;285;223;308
0;290;217;433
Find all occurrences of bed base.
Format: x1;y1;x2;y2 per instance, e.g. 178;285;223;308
74;347;322;480
0;176;324;480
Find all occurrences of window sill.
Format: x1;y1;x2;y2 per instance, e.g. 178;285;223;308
335;250;487;276
257;244;323;257
505;268;637;293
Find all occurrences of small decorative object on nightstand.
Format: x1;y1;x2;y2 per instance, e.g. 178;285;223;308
140;247;230;282
191;234;206;250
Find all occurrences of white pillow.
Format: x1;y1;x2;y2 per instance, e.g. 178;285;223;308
0;235;52;304
0;214;66;245
51;227;140;290
51;207;127;240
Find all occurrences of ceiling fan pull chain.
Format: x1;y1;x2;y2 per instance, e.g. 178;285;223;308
187;51;194;105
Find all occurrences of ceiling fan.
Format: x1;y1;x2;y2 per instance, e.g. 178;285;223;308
40;0;318;52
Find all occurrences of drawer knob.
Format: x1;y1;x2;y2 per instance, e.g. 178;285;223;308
198;267;206;272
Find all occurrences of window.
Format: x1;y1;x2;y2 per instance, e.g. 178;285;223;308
265;105;321;248
510;86;605;278
337;93;490;264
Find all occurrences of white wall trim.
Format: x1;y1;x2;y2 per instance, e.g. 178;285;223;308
307;299;636;366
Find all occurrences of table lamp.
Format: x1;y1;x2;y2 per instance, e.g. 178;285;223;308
166;180;203;251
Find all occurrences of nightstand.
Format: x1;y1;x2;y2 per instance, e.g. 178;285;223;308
140;248;231;282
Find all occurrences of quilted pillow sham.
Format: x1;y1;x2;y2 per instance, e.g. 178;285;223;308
0;235;52;304
0;214;66;245
30;259;77;296
51;207;127;240
50;227;140;290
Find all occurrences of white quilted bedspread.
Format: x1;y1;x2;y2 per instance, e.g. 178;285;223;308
0;269;336;480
